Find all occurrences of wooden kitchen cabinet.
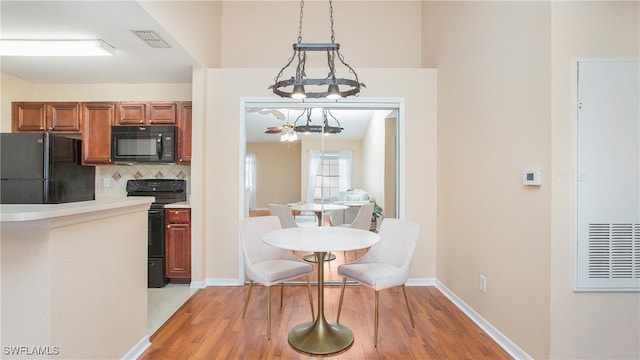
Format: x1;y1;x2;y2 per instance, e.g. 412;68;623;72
117;102;176;125
82;102;117;164
12;102;82;133
177;101;192;164
165;208;191;282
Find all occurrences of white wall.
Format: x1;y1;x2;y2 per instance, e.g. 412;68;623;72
1;208;148;359
199;68;437;281
425;1;640;359
550;2;640;359
424;2;552;358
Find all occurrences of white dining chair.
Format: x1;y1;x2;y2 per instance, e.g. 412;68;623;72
336;203;374;231
268;203;298;229
240;216;315;340
336;203;374;258
335;218;420;346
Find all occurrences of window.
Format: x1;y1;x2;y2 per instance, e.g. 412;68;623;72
245;153;257;209
313;154;340;201
306;150;352;203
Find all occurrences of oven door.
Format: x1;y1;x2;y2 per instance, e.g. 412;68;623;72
148;206;165;258
111;126;176;163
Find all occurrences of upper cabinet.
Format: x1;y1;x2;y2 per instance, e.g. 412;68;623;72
82;102;117;165
12;102;82;133
12;101;191;166
117;102;176;125
177;102;192;164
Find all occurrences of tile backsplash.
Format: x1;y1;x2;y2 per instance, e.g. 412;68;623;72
96;164;190;197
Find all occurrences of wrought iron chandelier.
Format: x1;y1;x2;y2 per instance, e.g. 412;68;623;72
269;0;365;99
293;108;343;135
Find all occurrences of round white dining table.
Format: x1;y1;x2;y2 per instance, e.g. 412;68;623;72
263;226;380;355
288;202;348;226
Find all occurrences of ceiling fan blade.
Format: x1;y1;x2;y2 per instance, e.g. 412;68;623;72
265;126;283;134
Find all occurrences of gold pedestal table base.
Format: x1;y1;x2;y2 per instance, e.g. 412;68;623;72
261;227;381;355
289;251;352;355
302;252;336;262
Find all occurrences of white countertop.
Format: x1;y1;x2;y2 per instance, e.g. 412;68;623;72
0;197;154;223
164;201;190;209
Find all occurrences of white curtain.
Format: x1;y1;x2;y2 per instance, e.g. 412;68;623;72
338;151;353;192
306;150;321;203
245;153;257;209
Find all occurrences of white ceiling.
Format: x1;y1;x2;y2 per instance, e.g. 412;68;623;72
0;1;196;84
1;1;388;143
245;108;378;143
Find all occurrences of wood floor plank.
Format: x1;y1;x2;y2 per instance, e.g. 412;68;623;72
141;284;513;359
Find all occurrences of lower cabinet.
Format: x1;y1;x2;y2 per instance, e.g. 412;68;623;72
165;208;191;283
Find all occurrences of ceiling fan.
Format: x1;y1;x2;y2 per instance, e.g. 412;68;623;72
264;123;293;134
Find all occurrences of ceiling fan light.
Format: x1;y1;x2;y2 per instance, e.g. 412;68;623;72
291;85;306;99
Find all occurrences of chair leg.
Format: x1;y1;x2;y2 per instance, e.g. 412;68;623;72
402;284;415;328
336;277;347;323
374;290;380;347
267;286;272;340
242;280;253;319
280;283;284;307
306;276;315;321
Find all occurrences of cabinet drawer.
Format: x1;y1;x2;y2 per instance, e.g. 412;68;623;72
166;209;190;223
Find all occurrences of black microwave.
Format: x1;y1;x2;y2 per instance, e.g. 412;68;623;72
111;125;176;164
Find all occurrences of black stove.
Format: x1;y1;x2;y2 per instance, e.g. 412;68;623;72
126;179;187;288
126;179;187;207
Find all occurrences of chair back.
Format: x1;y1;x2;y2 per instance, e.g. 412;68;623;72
360;218;419;270
268;204;298;229
240;216;290;266
350;203;374;230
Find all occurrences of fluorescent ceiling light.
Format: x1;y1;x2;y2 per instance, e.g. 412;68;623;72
0;39;115;56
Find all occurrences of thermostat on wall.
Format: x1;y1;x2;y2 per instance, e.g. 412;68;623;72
522;168;541;186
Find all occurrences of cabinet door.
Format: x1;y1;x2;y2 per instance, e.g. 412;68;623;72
149;102;176;124
47;103;82;132
83;102;117;164
12;102;47;132
177;102;192;164
165;209;191;280
117;102;147;125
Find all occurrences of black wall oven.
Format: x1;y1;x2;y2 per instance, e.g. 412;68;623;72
111;125;177;164
127;179;187;288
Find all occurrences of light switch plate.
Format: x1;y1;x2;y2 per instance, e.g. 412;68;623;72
523;168;541;186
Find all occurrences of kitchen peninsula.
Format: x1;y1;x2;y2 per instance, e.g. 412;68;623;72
1;197;153;359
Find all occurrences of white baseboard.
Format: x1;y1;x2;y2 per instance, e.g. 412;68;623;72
121;335;150;360
190;280;205;289
205;278;244;286
435;280;532;360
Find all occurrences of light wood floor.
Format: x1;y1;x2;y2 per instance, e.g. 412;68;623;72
140;250;513;359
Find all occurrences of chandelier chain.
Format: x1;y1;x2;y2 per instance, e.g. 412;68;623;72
329;0;335;43
297;0;305;43
269;0;364;98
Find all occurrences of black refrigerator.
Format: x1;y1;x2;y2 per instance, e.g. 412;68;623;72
1;133;95;204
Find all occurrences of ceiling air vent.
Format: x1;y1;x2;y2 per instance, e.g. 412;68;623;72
130;30;170;48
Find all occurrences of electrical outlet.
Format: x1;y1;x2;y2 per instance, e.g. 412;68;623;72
103;178;111;188
480;275;487;294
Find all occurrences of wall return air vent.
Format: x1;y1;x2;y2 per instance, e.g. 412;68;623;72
130;30;170;48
